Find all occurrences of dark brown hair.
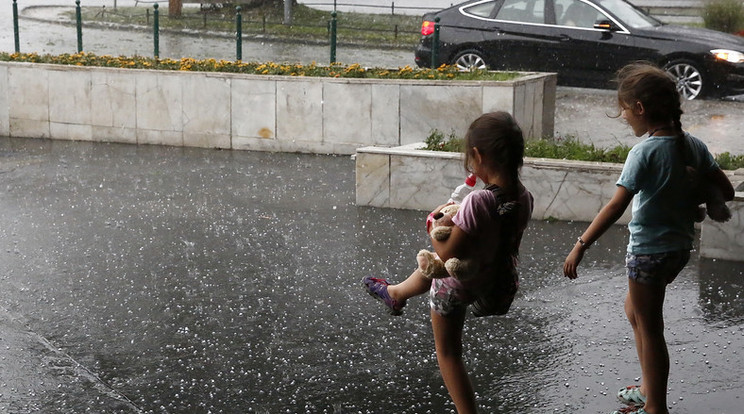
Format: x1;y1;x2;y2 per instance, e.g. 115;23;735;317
463;111;525;194
616;62;684;140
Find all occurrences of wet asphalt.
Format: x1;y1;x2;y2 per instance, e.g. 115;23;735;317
1;137;744;414
1;2;744;414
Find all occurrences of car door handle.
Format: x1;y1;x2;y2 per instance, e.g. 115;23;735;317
559;34;572;42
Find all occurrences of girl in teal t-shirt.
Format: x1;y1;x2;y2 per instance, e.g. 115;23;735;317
563;63;734;414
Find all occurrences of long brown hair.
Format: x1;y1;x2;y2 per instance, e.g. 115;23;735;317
462;112;525;195
616;62;685;148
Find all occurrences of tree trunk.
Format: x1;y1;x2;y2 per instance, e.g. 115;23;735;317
169;0;183;18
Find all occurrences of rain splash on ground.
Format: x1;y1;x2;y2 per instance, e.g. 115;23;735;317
0;137;743;413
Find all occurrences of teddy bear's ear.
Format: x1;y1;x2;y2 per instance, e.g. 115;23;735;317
441;204;460;216
430;226;451;241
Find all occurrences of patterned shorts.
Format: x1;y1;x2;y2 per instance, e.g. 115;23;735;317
430;273;517;317
625;250;690;285
429;277;470;317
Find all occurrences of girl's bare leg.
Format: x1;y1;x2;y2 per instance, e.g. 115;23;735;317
431;308;477;414
387;268;430;302
625;292;645;393
627;279;670;414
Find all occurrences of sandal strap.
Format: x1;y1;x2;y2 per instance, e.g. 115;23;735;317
611;407;648;414
617;385;646;405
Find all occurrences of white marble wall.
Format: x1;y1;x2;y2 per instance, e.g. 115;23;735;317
91;70;137;144
0;62;556;154
522;158;629;223
0;65;9;137
700;193;744;261
356;144;632;223
356;143;744;261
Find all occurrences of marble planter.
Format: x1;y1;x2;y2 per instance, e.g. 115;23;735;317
355;143;744;262
0;62;556;154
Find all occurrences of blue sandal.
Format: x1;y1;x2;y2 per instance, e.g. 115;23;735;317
617;385;647;406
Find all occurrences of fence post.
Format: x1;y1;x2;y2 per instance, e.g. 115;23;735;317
12;0;20;53
235;6;242;61
329;11;337;64
153;3;159;58
431;16;440;68
76;0;83;53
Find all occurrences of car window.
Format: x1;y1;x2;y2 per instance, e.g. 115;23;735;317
555;0;604;27
496;0;545;24
597;0;659;28
463;0;498;18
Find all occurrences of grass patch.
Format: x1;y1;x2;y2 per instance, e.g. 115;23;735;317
525;136;631;164
422;129;744;169
70;3;422;47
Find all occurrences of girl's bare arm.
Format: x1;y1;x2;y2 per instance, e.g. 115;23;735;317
564;186;633;279
431;224;470;262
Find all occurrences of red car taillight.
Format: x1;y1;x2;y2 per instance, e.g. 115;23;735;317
421;20;435;36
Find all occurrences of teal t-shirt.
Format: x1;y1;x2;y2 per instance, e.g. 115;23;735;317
616;133;717;255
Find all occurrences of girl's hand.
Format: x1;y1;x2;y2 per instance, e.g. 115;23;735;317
563;244;585;279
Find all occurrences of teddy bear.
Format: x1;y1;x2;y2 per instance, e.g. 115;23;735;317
416;204;479;281
686;165;731;223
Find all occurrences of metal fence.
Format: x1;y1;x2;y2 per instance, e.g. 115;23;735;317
10;0;425;65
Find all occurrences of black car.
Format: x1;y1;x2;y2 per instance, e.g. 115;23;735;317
414;0;744;99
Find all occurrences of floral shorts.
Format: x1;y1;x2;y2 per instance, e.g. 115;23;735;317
430;273;517;317
429;278;470;317
625;250;690;285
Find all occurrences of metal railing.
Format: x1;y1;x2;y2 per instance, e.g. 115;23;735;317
9;1;422;64
11;1;424;65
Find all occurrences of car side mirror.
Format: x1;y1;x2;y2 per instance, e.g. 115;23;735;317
593;20;616;31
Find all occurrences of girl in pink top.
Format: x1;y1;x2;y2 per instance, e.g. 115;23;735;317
364;111;534;413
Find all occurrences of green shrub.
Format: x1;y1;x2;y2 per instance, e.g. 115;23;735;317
703;0;744;33
714;152;744;170
525;137;632;163
423;129;464;152
421;130;744;169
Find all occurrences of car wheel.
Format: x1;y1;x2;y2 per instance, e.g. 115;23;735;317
663;59;706;100
453;50;487;72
